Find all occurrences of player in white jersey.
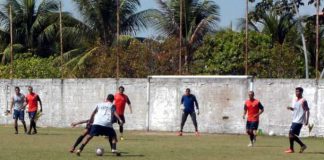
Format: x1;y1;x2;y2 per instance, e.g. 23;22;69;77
9;87;27;134
76;94;123;156
285;87;309;153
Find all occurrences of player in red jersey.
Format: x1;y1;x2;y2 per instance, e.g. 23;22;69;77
25;86;43;135
243;91;264;147
113;86;132;140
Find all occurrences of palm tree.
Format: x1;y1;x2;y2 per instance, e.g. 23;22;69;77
0;0;83;59
151;0;220;71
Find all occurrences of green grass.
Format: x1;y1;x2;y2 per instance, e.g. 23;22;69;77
0;125;323;160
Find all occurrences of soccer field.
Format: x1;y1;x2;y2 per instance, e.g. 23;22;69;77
0;126;323;160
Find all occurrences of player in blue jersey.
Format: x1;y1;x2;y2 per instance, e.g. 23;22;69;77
178;88;199;136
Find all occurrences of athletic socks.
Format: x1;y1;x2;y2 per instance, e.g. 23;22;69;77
73;135;85;149
112;143;117;150
79;144;86;151
289;137;294;150
120;125;123;134
294;136;305;147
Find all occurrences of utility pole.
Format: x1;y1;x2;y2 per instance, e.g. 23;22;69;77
116;0;120;79
316;0;320;80
59;1;64;79
179;0;183;75
9;5;13;79
245;0;249;75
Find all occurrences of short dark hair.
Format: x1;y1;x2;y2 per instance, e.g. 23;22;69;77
119;86;124;90
296;87;304;93
186;88;190;92
15;86;20;90
107;94;114;101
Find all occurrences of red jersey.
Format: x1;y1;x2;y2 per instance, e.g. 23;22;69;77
26;93;39;112
114;93;130;115
244;99;264;122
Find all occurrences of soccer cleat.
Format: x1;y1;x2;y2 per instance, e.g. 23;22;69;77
177;131;183;136
284;149;294;153
69;147;75;153
247;142;254;147
76;149;81;156
112;149;118;153
195;131;200;136
299;145;307;153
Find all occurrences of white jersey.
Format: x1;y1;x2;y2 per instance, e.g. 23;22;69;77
13;94;25;110
292;98;309;124
93;102;115;127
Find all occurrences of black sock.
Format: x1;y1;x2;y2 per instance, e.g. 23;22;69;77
108;137;113;149
73;135;85;149
33;121;37;132
289;137;294;150
112;143;116;150
15;126;18;132
120;125;123;134
249;134;254;142
294;136;305;147
79;144;86;151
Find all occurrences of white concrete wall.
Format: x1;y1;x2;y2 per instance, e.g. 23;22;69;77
0;78;322;136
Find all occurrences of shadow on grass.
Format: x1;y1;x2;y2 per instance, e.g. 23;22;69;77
304;152;324;155
254;145;283;148
103;152;145;157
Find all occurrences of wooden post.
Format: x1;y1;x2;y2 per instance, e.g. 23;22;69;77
316;0;320;80
245;0;249;75
116;0;120;79
9;5;13;79
59;1;64;79
179;0;183;75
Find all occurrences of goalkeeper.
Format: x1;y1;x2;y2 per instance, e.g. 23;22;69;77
178;88;199;136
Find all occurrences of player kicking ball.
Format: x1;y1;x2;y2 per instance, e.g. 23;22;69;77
75;94;123;156
243;91;264;147
69;119;91;153
285;87;309;153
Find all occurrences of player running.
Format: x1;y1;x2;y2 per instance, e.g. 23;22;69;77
25;86;43;135
243;91;264;147
113;86;132;140
178;88;200;136
75;94;123;156
9;87;27;134
285;87;309;153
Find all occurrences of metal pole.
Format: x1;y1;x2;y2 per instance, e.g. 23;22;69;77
291;0;309;79
316;0;320;80
116;0;120;79
245;0;248;75
179;0;183;75
59;1;64;79
9;5;13;79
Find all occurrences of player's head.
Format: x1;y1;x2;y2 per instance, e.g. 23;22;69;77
185;88;190;95
15;86;20;94
119;86;125;93
295;87;303;97
28;86;33;93
107;94;114;102
248;91;254;99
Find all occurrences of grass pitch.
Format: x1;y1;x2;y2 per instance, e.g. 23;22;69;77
0;125;323;160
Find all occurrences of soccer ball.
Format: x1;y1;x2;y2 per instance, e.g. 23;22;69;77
96;148;104;156
269;131;275;136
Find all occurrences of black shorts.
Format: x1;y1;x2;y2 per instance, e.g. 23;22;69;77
112;115;125;124
289;123;303;136
28;111;37;119
89;125;117;137
246;121;259;130
13;110;25;121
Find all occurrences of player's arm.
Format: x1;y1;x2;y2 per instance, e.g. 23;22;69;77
89;107;98;124
254;103;264;118
194;96;199;115
303;101;310;126
243;104;247;119
114;111;124;125
9;96;14;113
287;106;294;111
37;95;43;112
71;119;90;127
127;97;132;114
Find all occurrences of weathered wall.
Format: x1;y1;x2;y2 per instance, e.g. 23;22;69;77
0;78;322;136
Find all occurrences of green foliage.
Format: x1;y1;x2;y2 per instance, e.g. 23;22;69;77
0;55;60;78
193;30;304;78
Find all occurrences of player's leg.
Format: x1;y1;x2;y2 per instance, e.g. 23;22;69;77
179;112;189;136
13;110;19;134
76;135;93;156
189;112;199;136
286;123;297;153
252;122;259;144
70;128;89;153
19;110;27;133
246;121;254;147
291;124;307;153
108;127;120;156
119;115;125;140
32;112;37;134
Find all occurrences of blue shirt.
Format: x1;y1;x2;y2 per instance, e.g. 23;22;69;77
181;94;199;113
